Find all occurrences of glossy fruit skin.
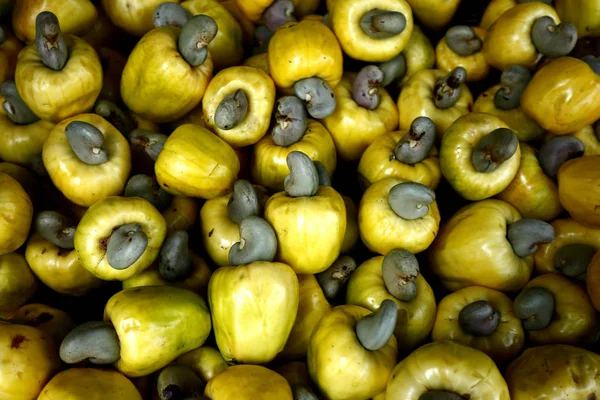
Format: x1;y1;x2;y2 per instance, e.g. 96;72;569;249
586;251;600;311
0;173;33;256
556;0;600;38
521;57;600;134
265;186;346;274
472;84;544;142
104;285;212;377
279;274;331;361
0;322;61;400
181;0;244;70
307;304;398;400
0;252;37;316
322;72;399;162
163;196;199;235
328;0;414;62
175;346;228;383
440;112;521;201
202;66;276;147
101;0;180;37
204;365;293;400
398;69;473;140
38;368;142;400
406;0;461;31
155;124;240;199
520;274;598;346
268;19;343;91
208;261;299;364
430;199;533;293
121;26;213;123
396;25;436;87
74;196;167;281
251;120;337;192
534;218;600;275
497;142;563;221
359;177;440;255
386;340;510;399
483;2;560;70
432;286;524;362
15;35;103;123
42;113;131;207
506;344;600;400
558;155;600;227
357;130;441;191
346;255;436;352
436;27;490;82
25;233;103;296
480;0;516;30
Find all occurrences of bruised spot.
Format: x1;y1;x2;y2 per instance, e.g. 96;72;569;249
10;334;27;349
32;312;53;326
41;248;47;255
98;237;109;253
588;394;596;400
208;229;214;237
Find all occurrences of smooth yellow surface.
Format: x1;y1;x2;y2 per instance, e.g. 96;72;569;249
386;340;510;399
329;0;413;62
121;26;213;123
397;25;435;87
308;304;398;400
208;261;299;364
74;196;167;281
441;112;521;201
199;192;240;267
38;368;142;400
432;286;524;361
341;195;359;254
8;303;75;345
0;30;23;82
181;0;244;69
205;365;293;400
42;113;131;207
219;0;255;44
176;346;228;383
430;199;533;292
480;0;516;30
472;84;544;142
0;252;37;315
0;106;53;166
234;0;274;21
556;0;600;38
498;142;562;221
0;173;32;255
0;163;37;202
25;233;103;296
0;323;60;400
359;177;440;255
322;72;398;161
586;251;600;311
483;2;559;70
279;274;331;360
101;0;179;37
251;119;337;192
121;253;212;294
507;344;600;400
406;0;460;30
163;195;199;235
155;124;240;199
398;69;473;140
534;218;600;275
357;129;441;190
265;186;346;274
242;52;270;75
558;155;600;227
203;66;275;147
522;57;600;134
346;255;436;352
15;35;102;123
104;285;211;377
521;273;597;346
12;0;97;42
436;27;490;82
268;19;343;89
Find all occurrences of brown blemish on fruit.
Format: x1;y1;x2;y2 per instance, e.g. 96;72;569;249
32;312;53;326
208;229;214;237
10;334;27;349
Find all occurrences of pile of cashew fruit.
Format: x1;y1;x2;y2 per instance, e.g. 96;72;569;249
1;0;600;398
